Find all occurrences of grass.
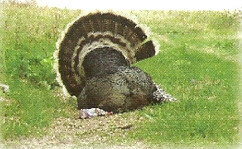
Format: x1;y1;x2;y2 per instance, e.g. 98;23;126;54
130;11;240;147
0;2;241;147
0;3;80;139
132;47;239;146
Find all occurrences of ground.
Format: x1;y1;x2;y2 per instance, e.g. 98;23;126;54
1;104;149;148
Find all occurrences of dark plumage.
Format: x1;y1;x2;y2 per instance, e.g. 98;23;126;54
82;47;129;79
55;12;175;112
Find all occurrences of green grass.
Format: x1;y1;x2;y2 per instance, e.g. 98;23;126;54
0;3;80;139
129;11;240;147
0;2;241;147
130;11;240;146
1;79;72;138
132;47;239;146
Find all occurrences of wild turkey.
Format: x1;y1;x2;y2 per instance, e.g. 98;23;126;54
54;11;175;113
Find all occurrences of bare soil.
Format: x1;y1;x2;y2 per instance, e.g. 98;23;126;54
2;111;154;148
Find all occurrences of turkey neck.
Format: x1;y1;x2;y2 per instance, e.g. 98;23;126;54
82;47;130;79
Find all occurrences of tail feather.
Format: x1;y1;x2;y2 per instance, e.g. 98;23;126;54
55;11;159;97
135;41;156;62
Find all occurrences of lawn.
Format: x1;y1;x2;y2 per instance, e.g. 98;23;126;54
0;2;241;148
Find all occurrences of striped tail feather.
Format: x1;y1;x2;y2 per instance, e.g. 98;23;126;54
55;11;160;97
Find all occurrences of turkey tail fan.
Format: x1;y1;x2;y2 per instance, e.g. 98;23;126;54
54;11;160;97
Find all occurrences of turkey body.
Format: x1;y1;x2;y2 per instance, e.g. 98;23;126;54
78;47;157;113
82;47;129;79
